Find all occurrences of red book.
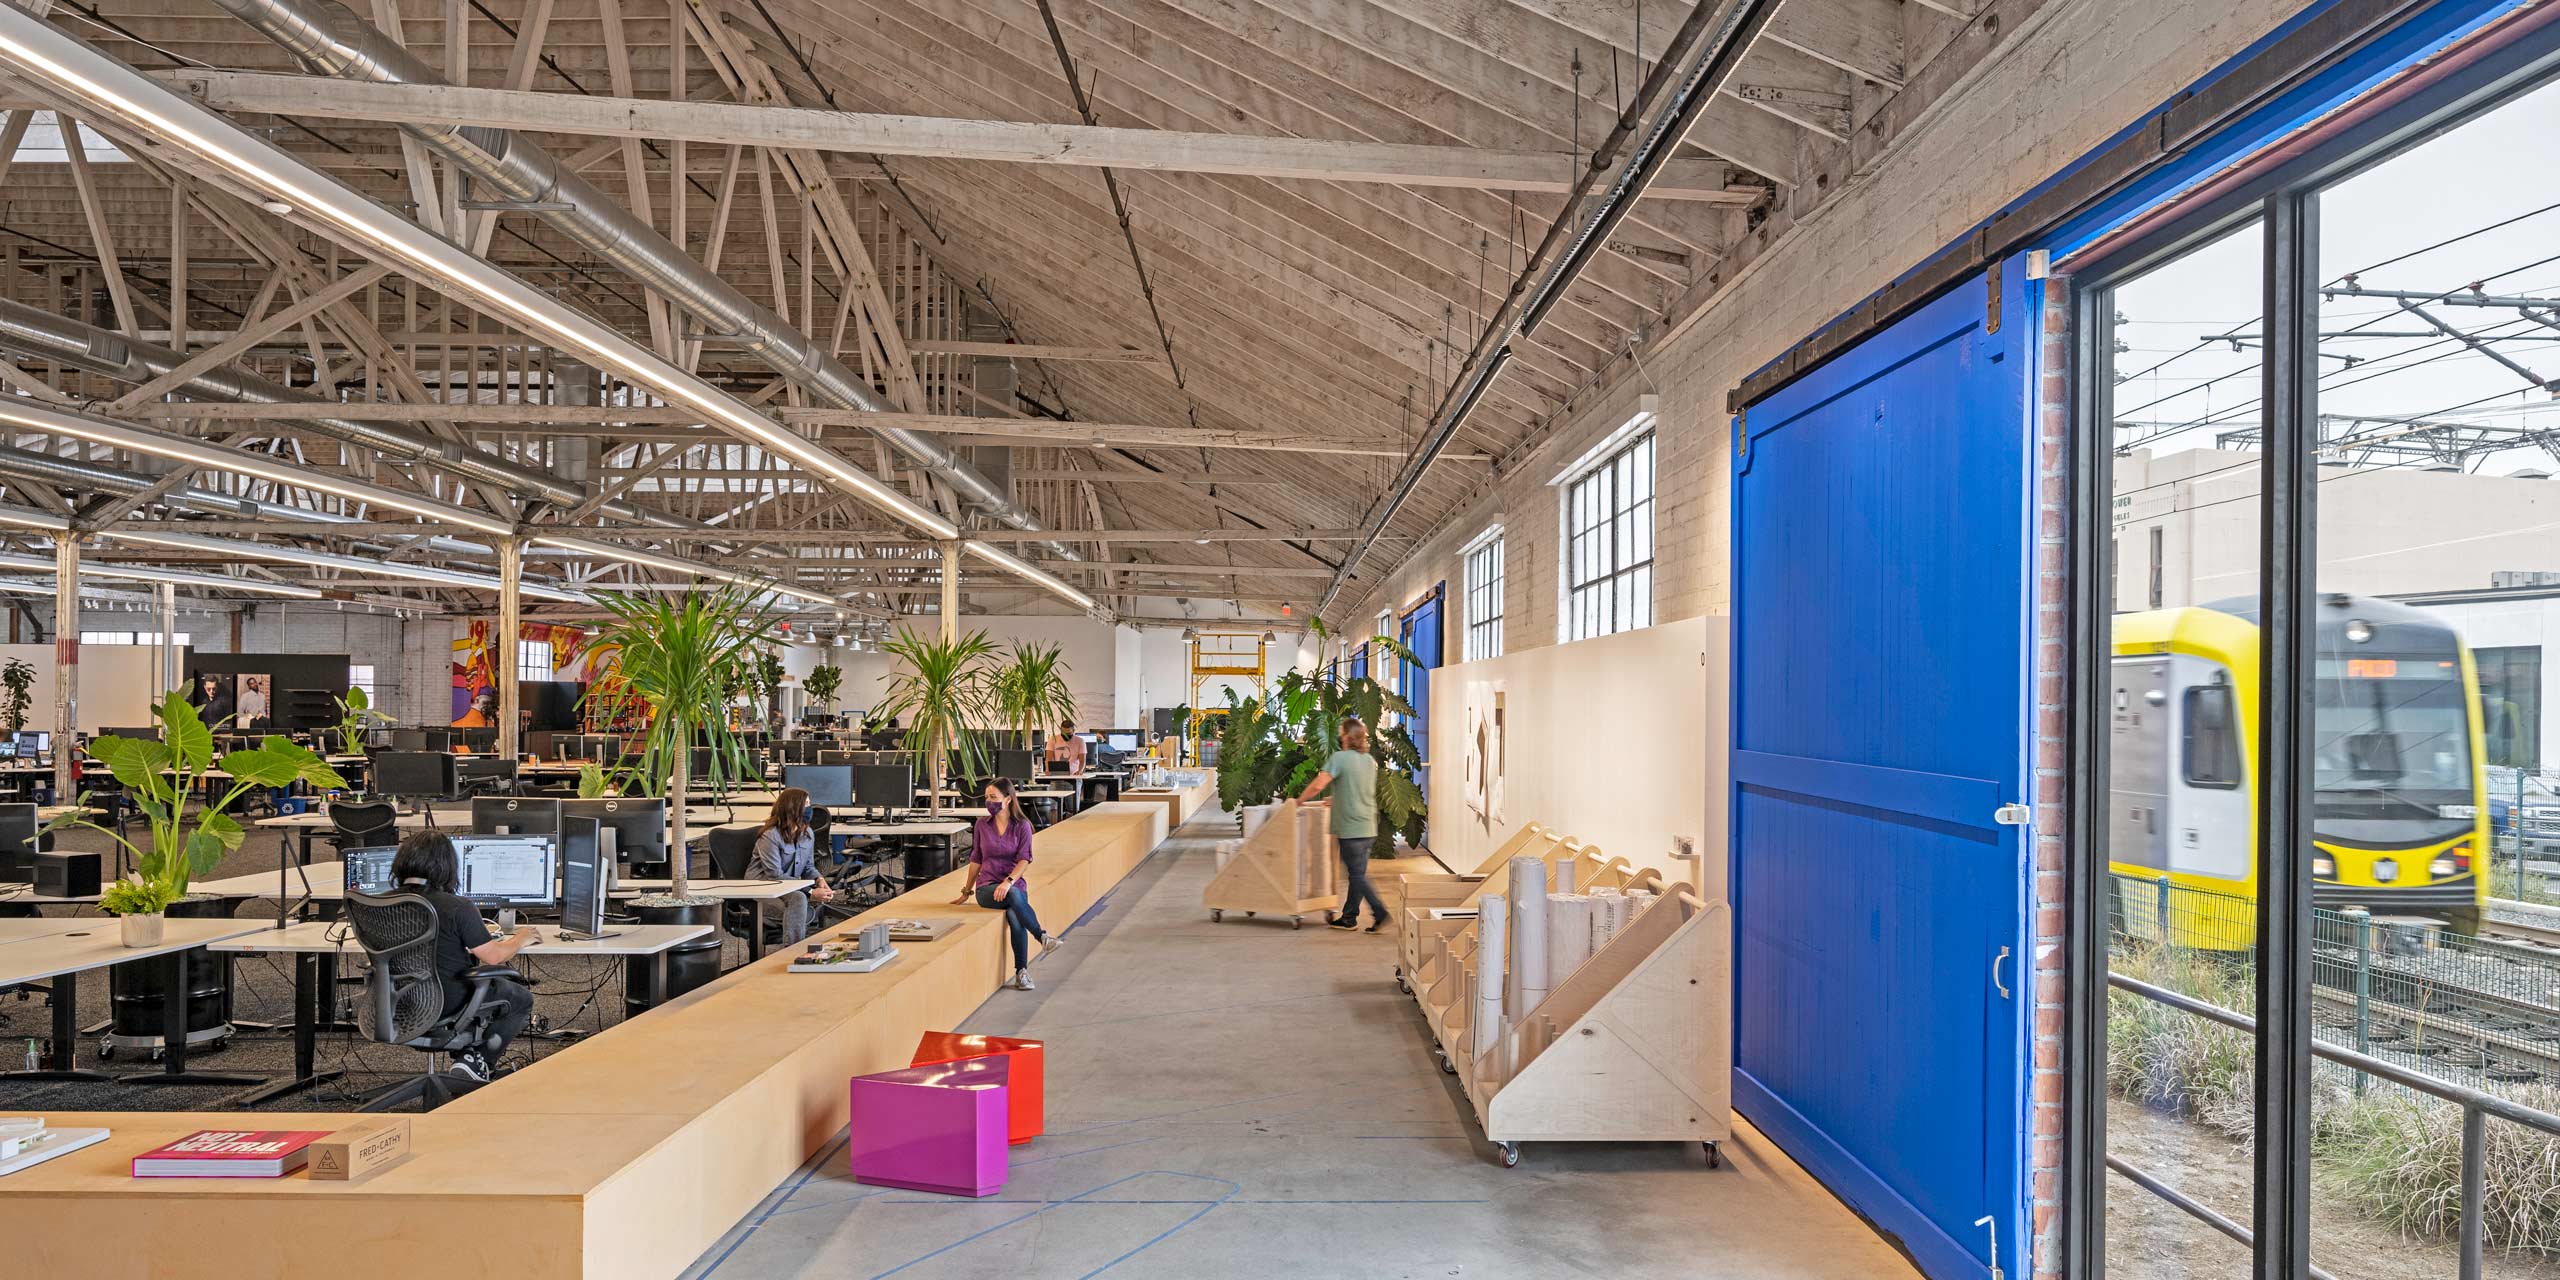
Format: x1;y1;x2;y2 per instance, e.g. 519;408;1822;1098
131;1130;330;1178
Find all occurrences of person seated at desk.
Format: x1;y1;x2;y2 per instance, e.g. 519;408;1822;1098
392;830;537;1082
1045;721;1085;776
951;777;1060;990
866;715;903;751
752;786;836;944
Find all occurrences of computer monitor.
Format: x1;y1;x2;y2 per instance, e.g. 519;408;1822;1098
472;795;561;836
817;749;858;767
375;750;458;803
15;730;46;758
453;727;497;755
687;745;717;784
390;728;430;752
556;733;617;763
993;748;1037;783
1105;733;1140;753
783;764;854;809
560;797;667;868
342;845;400;896
777;738;821;766
854;763;912;812
557;816;613;940
0;802;42;881
99;726;160;743
452;834;556;908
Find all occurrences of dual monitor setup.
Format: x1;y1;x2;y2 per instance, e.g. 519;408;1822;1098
343;796;670;939
782;761;912;819
0;730;51;761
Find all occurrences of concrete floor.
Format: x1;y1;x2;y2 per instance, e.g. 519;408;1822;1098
682;813;1918;1280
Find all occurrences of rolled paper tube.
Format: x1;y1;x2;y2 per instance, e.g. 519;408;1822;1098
1474;894;1507;1063
1241;804;1274;838
1553;858;1576;895
1507;858;1549;1018
1549;895;1593;982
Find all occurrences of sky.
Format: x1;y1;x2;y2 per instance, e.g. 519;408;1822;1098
2111;76;2560;476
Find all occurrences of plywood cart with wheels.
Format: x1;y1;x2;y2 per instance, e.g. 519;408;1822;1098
1204;800;1339;929
1404;833;1732;1171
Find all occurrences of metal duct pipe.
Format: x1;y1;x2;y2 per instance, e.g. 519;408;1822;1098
212;0;1077;561
0;296;684;529
0;442;503;557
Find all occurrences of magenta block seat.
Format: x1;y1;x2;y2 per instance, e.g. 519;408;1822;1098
846;1056;1012;1198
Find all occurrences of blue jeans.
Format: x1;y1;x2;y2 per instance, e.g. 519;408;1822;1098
976;881;1047;970
1337;837;1387;924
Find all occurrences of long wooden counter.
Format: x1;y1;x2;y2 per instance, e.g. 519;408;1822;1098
0;800;1174;1279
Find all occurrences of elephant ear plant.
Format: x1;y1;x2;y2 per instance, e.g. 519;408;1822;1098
586;583;778;903
331;684;387;758
45;690;345;917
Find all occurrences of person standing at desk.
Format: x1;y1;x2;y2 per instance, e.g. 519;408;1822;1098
950;777;1061;990
391;830;537;1082
1045;722;1085;776
751;786;836;944
1299;716;1388;932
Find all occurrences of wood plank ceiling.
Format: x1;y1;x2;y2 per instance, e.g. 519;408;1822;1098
0;0;1993;624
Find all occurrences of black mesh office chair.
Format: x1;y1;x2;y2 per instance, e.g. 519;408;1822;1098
345;889;522;1111
706;825;783;949
326;800;400;860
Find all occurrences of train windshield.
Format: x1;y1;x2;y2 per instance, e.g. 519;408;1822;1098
2312;655;2474;823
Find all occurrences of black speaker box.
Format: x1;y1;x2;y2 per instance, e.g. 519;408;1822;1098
32;850;101;898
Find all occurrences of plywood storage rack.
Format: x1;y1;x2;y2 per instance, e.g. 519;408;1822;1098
1394;825;1732;1169
1203;799;1339;928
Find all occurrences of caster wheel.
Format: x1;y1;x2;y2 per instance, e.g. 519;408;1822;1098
1292;917;1303;930
1438;1052;1457;1075
95;1042;114;1061
1210;909;1223;922
1397;975;1411;994
1245;912;1257;919
1496;1142;1521;1169
1703;1141;1722;1169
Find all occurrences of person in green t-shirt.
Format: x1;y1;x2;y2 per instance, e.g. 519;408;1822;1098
1299;716;1388;932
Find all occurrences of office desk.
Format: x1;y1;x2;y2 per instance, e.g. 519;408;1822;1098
255;802;769;865
0;916;265;1086
761;817;972;897
210;920;711;1106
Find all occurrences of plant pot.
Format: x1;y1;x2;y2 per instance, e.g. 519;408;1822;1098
119;911;166;948
626;898;722;1015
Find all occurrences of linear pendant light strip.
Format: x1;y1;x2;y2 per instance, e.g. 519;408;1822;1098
0;8;978;565
0;550;324;598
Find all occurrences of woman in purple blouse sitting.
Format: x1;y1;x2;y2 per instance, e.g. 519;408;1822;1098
952;776;1062;990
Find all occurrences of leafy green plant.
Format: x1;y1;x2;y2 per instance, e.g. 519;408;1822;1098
43;690;345;906
804;663;844;714
0;657;34;738
873;628;999;815
330;684;386;758
990;641;1078;744
98;874;181;917
1211;631;1427;848
576;763;614;799
752;650;786;729
586;584;778;901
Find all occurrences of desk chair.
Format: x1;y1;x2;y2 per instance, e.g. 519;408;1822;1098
327;800;400;860
706;825;785;949
344;889;523;1112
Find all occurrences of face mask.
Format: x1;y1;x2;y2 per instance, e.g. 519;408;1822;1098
987;801;1004;816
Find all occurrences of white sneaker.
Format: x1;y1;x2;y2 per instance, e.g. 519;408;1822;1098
1009;971;1036;991
1036;934;1063;963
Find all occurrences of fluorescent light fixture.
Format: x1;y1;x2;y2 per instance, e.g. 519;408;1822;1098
98;528;587;603
963;539;1095;611
531;533;835;606
0;397;518;537
0;506;70;531
0;577;57;595
0;551;323;598
0;10;962;550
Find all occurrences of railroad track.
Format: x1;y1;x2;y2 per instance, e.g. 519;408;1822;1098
2484;919;2560;950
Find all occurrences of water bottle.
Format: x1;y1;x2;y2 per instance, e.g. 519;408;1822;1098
22;1039;36;1072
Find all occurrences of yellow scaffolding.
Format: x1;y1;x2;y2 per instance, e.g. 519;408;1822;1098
1187;631;1267;764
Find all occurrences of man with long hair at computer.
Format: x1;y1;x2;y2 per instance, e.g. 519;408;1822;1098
391;831;538;1082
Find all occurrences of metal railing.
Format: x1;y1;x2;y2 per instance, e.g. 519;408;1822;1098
2111;970;2560;1279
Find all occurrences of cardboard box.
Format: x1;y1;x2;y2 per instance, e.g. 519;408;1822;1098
306;1117;411;1183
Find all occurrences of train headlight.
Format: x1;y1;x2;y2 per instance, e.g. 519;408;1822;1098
2346;619;2375;644
2312;854;2336;878
2373;857;2400;883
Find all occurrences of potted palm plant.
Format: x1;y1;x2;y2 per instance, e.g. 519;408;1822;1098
44;690;344;945
586;583;776;905
990;641;1078;753
874;628;998;816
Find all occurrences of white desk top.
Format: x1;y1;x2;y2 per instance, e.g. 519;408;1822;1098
192;860;811;902
255;802;769;834
0;917;265;985
918;787;1076;800
209;918;711;957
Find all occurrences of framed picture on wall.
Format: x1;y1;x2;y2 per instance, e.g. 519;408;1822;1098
189;672;236;727
238;673;272;728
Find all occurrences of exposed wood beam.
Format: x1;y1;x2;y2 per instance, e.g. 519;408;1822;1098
105;264;389;412
157;70;1763;203
908;340;1165;364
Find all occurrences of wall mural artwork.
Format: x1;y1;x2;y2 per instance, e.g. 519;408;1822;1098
450;620;612;720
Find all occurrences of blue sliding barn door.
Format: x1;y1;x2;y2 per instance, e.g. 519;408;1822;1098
1731;265;2033;1280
